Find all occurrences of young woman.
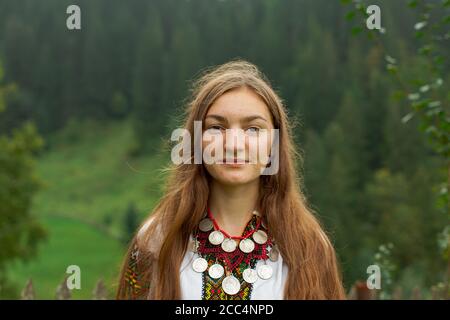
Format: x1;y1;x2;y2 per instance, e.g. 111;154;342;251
116;60;346;300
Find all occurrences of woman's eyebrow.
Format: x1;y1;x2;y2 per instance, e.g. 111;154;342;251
241;115;268;123
205;114;227;123
204;114;268;123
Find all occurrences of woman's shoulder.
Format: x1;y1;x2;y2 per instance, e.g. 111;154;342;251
135;214;165;257
137;215;157;239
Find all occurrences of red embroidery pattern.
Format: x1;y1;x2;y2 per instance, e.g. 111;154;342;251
197;214;272;300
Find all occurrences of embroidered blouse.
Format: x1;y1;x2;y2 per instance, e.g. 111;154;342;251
122;214;288;300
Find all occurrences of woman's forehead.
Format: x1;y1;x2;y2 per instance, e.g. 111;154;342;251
206;88;272;124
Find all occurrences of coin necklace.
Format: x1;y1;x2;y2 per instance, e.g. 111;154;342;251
206;207;262;254
191;208;276;295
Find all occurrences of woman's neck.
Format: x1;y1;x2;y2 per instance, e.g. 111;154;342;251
208;179;259;237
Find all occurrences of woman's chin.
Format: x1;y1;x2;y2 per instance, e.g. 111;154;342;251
215;171;258;186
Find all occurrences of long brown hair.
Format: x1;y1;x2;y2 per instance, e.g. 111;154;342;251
116;59;346;299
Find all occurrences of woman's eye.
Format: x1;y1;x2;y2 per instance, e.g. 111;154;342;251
206;125;224;133
246;127;260;134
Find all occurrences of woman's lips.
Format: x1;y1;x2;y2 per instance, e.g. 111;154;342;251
222;158;248;164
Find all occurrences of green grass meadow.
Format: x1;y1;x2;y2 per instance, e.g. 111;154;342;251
6;118;169;299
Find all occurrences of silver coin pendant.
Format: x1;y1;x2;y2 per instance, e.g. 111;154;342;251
252;230;268;244
239;238;255;253
209;230;224;245
242;268;258;284
222;275;240;295
257;264;273;280
199;218;213;232
221;238;237;252
192;257;208;273
208;263;225;279
269;245;279;262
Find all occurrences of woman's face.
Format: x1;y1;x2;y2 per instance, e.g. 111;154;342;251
202;86;275;186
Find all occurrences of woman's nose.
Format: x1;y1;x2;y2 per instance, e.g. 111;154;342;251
224;128;246;155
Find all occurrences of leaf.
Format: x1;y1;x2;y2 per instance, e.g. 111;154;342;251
434;55;445;65
387;64;397;74
355;3;364;11
346;11;356;21
401;112;415;123
419;45;432;55
426;108;443;117
385;55;397;64
428;101;441;108
425;125;438;135
415;31;425;39
408;93;420;101
351;26;363;35
408;0;418;8
391;90;406;101
419;85;430;93
414;21;427;30
443;15;450;24
412;99;429;111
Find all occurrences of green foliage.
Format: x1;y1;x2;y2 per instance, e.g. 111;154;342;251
0;68;47;298
342;0;449;297
373;243;396;299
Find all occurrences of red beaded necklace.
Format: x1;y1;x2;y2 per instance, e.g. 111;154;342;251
206;207;262;240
